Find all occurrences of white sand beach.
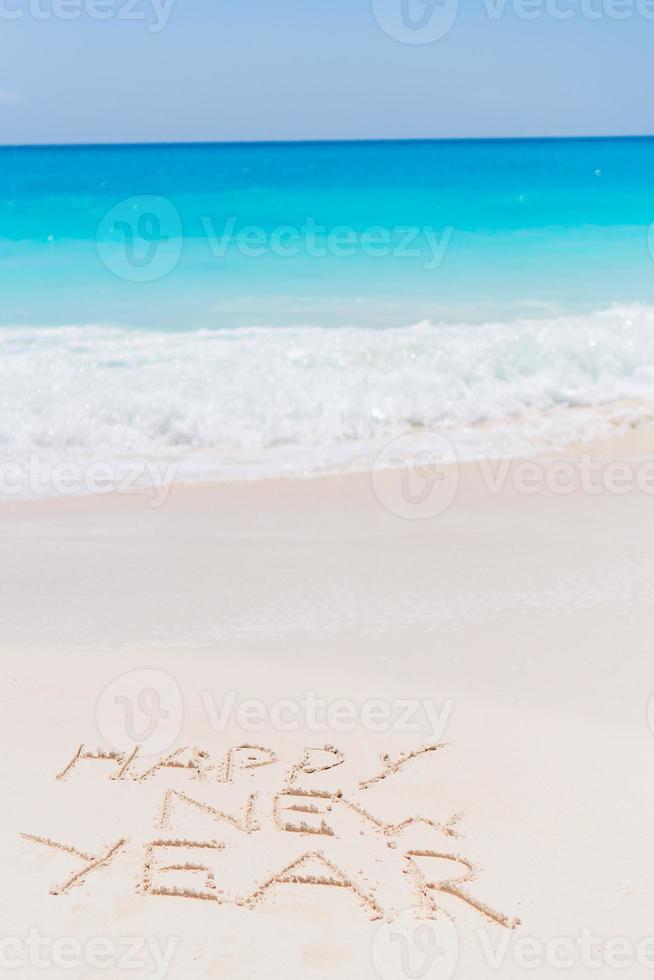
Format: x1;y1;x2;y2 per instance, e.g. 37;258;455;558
1;442;654;979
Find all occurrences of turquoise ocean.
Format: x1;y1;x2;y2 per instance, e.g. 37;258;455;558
2;137;654;480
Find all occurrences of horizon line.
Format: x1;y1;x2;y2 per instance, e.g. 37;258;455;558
0;133;653;150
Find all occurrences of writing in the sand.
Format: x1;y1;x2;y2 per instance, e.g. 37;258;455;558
20;742;519;925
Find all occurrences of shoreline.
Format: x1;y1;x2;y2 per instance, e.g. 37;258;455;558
4;304;654;496
3;417;654;516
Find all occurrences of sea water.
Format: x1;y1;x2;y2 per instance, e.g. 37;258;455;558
2;137;654;480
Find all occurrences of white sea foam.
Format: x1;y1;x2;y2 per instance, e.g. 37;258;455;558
2;304;654;486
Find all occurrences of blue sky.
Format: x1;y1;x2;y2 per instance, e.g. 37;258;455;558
0;0;652;144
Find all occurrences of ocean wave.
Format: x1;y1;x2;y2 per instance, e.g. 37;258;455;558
2;304;654;481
